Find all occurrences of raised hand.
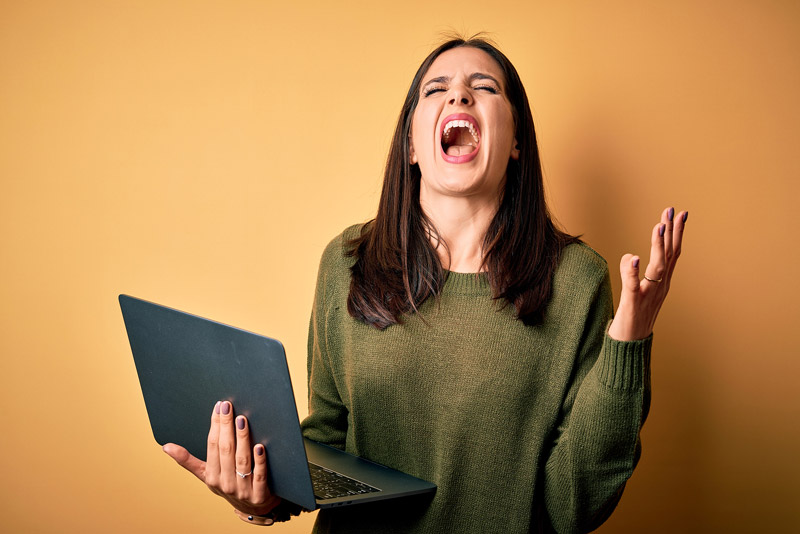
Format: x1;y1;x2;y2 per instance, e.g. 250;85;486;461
608;207;688;341
162;401;281;520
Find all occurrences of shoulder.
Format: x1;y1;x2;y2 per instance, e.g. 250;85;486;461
315;223;367;296
319;223;364;270
552;241;611;297
559;241;608;275
545;241;613;324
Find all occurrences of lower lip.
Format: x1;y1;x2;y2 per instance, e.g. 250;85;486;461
440;143;480;164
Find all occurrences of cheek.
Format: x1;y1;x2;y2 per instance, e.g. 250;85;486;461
410;121;421;150
411;106;439;149
496;111;517;151
411;129;432;164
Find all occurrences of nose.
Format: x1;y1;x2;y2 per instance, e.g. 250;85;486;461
447;85;473;106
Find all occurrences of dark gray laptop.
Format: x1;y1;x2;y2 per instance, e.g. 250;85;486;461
119;294;436;511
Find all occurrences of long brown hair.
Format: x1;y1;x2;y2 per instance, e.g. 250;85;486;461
347;36;577;329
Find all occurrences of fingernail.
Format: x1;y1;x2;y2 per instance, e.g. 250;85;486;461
236;416;245;430
668;207;675;221
659;224;665;237
255;445;264;456
633;258;639;268
221;402;230;415
683;211;689;223
214;401;221;414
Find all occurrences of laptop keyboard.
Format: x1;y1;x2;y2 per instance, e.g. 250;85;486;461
308;462;381;500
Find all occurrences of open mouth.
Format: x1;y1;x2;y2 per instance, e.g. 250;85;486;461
440;114;481;163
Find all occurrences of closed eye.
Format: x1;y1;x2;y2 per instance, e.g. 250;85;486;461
423;86;446;97
474;85;499;94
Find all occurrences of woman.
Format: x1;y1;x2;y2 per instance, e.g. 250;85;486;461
164;36;687;533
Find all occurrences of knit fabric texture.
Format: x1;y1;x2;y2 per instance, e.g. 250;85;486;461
300;225;652;533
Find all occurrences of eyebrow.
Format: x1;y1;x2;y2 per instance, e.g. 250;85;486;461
470;73;501;85
421;72;503;90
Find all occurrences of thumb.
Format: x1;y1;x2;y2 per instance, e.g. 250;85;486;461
619;254;641;294
163;442;206;482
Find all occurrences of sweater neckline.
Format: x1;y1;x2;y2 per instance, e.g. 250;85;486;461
443;270;491;296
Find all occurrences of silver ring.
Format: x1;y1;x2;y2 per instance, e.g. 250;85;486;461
644;275;663;283
236;470;253;478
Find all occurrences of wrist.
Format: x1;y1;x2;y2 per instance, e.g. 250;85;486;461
608;313;651;342
234;499;303;526
234;508;275;526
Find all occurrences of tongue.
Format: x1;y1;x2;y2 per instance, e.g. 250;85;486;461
446;145;474;156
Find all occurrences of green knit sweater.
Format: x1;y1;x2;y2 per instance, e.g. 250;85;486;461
300;225;652;534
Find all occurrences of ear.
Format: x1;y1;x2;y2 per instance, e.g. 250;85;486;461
510;138;520;161
409;138;418;165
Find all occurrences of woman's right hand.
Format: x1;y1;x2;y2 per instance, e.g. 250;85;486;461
163;400;282;518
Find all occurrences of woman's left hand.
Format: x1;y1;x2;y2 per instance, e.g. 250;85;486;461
607;207;688;341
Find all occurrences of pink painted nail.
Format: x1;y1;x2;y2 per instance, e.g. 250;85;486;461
221;402;230;415
659;224;665;237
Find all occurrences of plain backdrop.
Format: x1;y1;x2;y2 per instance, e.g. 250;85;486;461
1;1;798;532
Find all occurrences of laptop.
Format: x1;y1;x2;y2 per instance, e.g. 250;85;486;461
119;294;436;511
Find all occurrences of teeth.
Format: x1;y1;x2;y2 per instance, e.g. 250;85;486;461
442;119;480;143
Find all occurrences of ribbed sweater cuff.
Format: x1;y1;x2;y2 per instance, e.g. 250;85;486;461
597;332;653;390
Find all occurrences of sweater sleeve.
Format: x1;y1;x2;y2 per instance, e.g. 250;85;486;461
542;269;652;533
299;236;349;450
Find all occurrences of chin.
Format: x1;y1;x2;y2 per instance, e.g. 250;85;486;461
422;173;502;201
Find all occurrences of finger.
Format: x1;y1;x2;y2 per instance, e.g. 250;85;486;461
619;253;641;294
217;400;237;494
205;401;222;487
671;210;688;263
235;415;253;498
163;443;207;482
644;222;666;283
251;443;269;505
663;207;675;264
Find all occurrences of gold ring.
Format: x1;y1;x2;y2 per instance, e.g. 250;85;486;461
644;275;662;283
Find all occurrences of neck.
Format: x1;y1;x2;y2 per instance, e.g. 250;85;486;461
419;191;498;274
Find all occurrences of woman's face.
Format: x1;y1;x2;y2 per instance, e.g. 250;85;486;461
410;46;519;205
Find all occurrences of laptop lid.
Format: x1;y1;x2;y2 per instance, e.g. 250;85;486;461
119;294;317;509
119;294;436;511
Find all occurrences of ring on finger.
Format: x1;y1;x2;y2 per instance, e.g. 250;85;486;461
644;275;663;283
236;470;253;478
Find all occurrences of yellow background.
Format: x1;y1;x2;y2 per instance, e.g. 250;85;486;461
2;1;798;532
